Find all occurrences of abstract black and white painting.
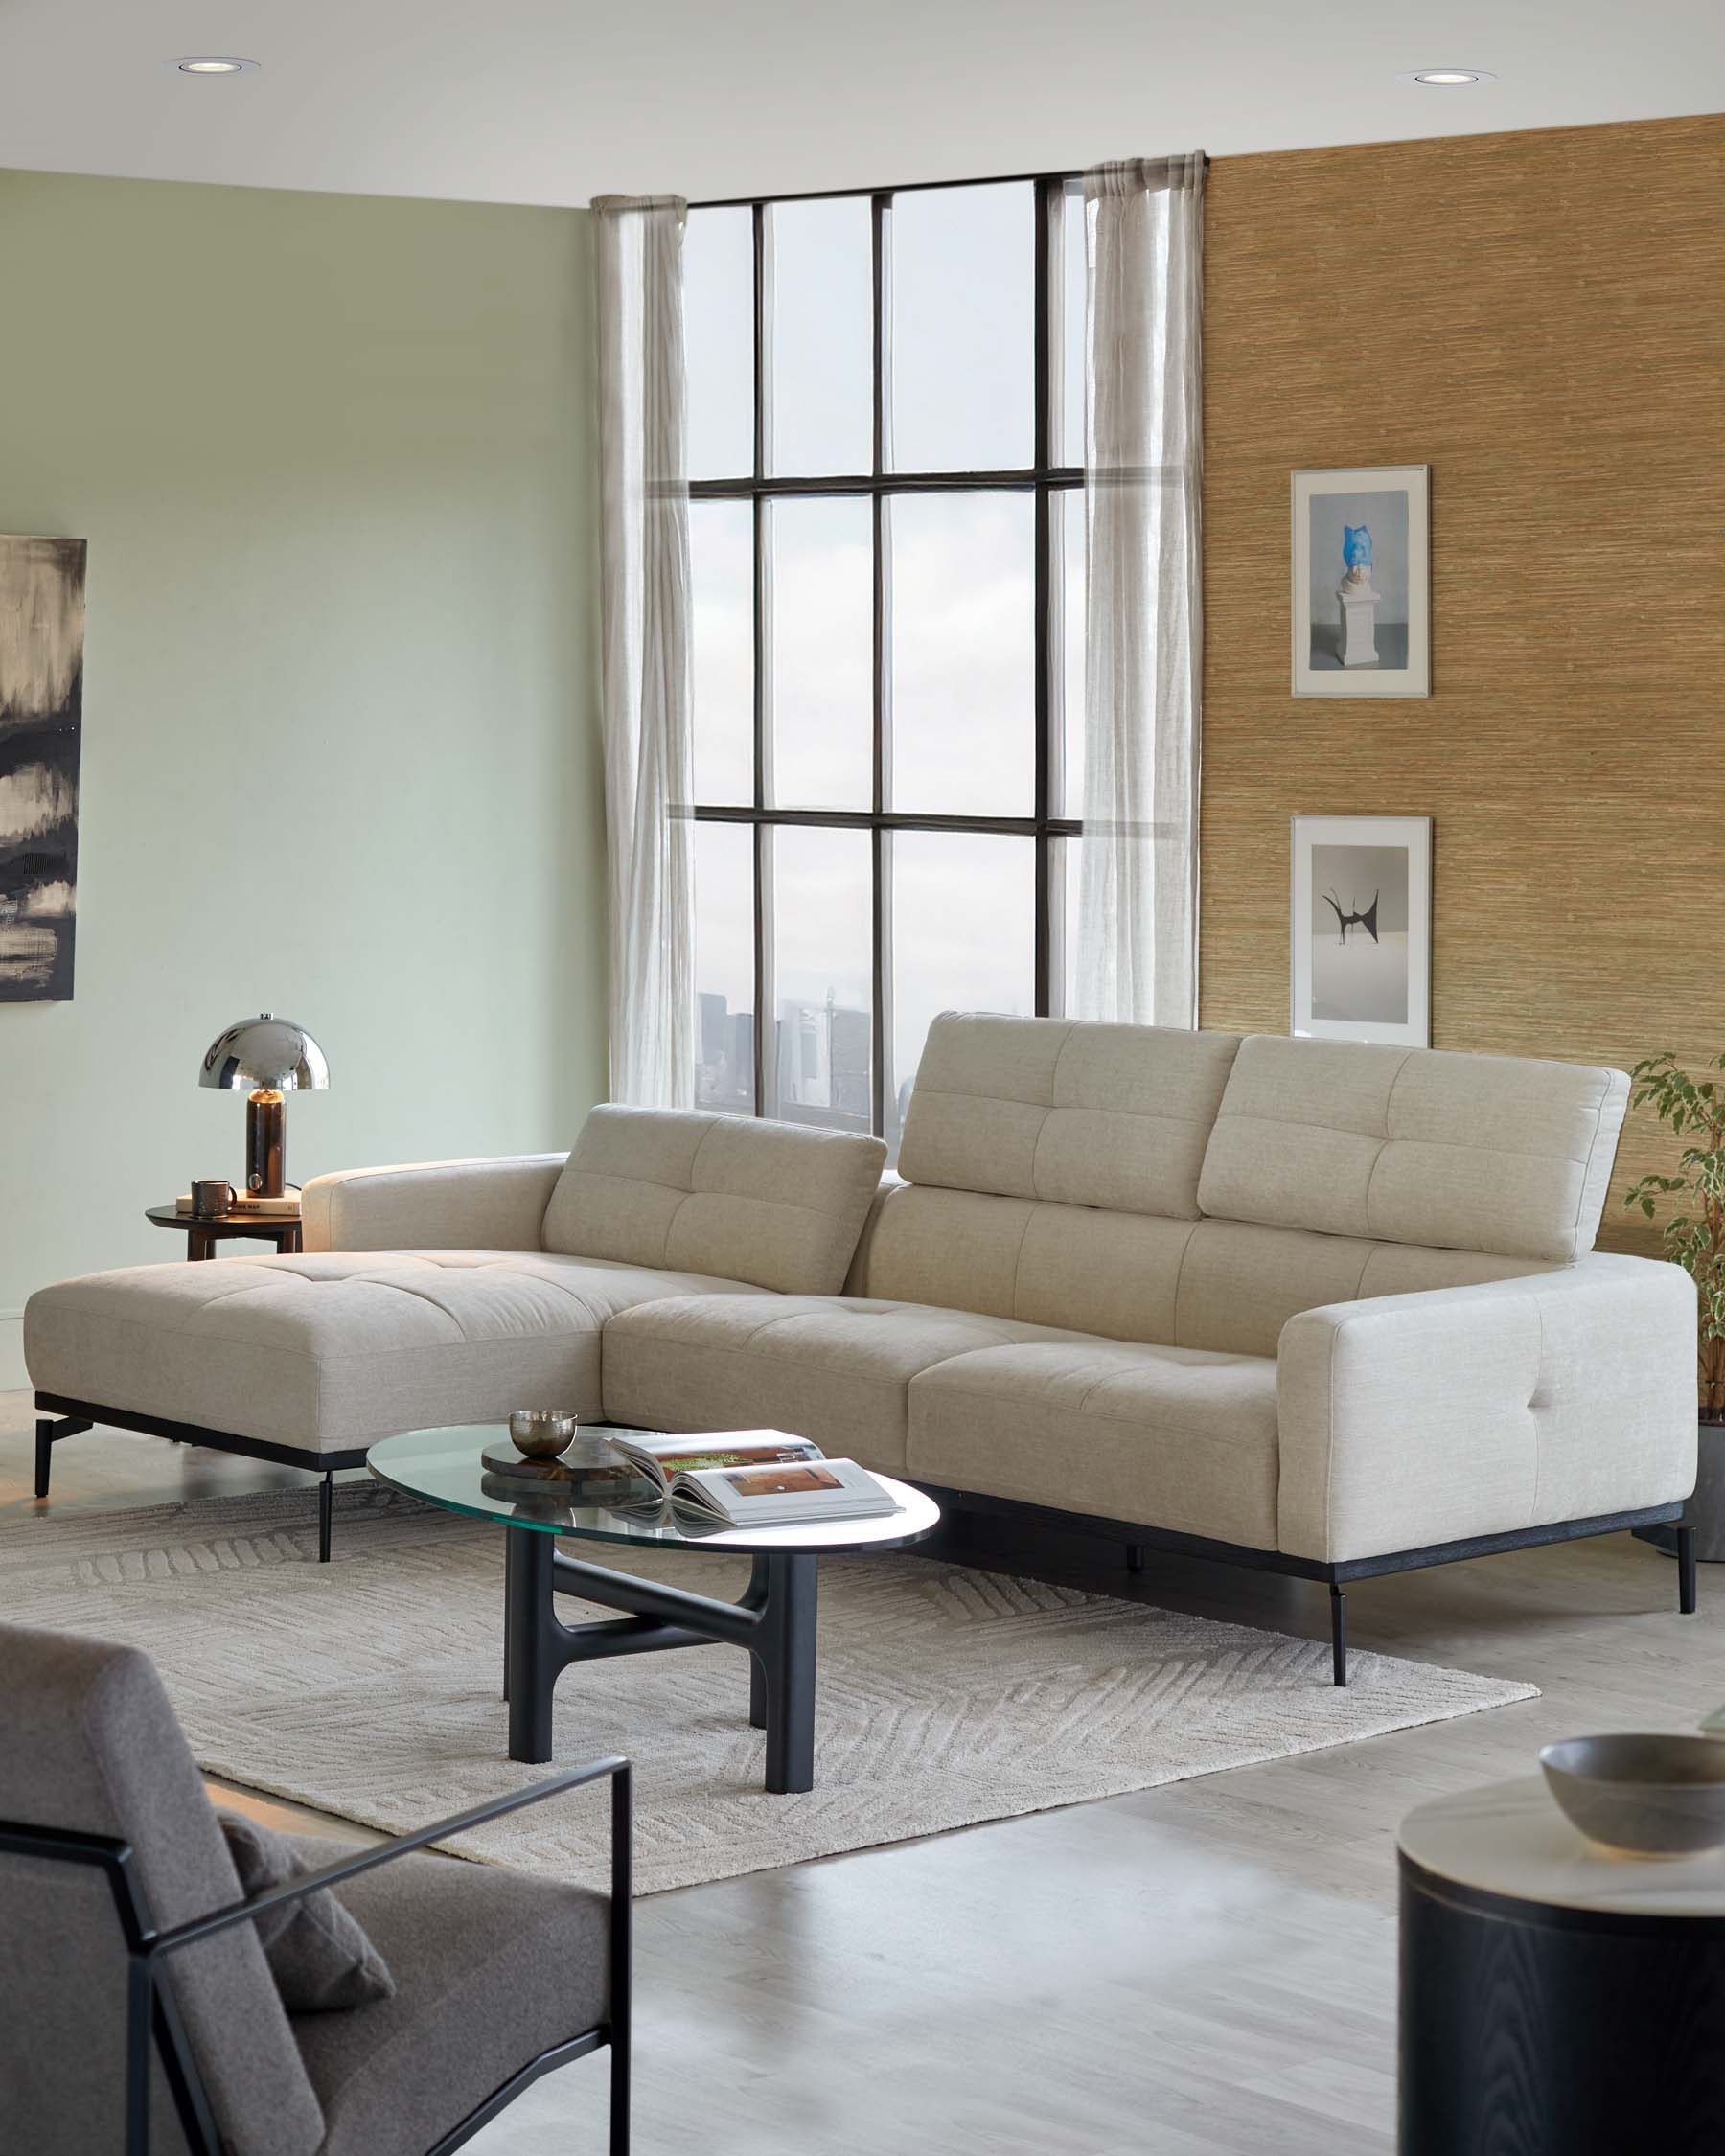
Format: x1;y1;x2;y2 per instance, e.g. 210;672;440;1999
1291;814;1431;1047
1291;466;1430;697
0;537;85;1002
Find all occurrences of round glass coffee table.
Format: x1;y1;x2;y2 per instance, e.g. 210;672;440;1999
368;1424;941;1795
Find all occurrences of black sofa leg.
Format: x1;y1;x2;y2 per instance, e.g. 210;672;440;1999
318;1473;334;1564
1329;1583;1348;1687
610;2025;630;2156
34;1413;91;1501
1679;1524;1698;1615
1125;1543;1146;1575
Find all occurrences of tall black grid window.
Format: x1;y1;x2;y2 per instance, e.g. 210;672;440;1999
684;172;1085;1155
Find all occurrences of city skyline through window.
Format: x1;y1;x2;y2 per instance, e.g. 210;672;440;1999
684;172;1087;1152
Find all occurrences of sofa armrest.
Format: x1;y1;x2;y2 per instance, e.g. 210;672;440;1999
1276;1253;1697;1565
300;1154;568;1254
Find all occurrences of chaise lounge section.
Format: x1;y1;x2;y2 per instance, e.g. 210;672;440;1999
25;1112;888;1558
25;1017;1698;1676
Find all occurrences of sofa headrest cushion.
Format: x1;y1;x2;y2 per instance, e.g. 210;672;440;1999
1195;1035;1629;1264
541;1105;887;1295
897;1013;1242;1221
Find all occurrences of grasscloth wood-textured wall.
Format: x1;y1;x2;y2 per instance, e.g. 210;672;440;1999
1199;112;1725;1252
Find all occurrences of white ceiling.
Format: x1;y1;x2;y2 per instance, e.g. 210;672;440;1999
0;0;1719;209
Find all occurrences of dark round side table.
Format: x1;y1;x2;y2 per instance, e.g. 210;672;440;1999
147;1203;303;1263
1399;1776;1725;2153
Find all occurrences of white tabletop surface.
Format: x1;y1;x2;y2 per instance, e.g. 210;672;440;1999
1399;1774;1725;1918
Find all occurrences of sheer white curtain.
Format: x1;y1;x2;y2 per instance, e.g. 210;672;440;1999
1075;154;1205;1027
591;194;696;1106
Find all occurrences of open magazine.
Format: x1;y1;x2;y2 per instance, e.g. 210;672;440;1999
668;1456;899;1528
606;1431;900;1527
608;1430;827;1499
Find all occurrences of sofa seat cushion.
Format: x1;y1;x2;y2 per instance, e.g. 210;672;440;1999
25;1250;755;1453
602;1294;1098;1475
908;1340;1280;1549
289;1842;610;2156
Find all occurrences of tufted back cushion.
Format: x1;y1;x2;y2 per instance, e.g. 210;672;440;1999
851;1183;1198;1342
849;1192;1556;1355
541;1106;887;1296
856;1016;1616;1348
1165;1219;1557;1358
1197;1036;1629;1265
898;1013;1242;1217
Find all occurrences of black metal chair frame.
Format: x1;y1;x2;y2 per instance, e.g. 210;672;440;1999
0;1757;632;2156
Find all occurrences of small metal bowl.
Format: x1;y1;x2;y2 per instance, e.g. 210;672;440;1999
506;1409;580;1460
1540;1734;1725;1860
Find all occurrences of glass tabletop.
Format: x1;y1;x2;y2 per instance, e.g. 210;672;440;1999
367;1423;943;1556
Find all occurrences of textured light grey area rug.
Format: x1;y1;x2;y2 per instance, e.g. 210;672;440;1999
3;1484;1537;1894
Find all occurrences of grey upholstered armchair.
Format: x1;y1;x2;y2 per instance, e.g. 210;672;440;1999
0;1624;631;2155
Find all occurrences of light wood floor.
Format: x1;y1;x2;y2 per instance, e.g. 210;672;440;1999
5;1394;1716;2154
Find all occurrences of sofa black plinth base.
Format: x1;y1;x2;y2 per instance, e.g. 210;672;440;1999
32;1393;1697;1671
923;1486;1695;1686
32;1391;366;1563
504;1529;818;1793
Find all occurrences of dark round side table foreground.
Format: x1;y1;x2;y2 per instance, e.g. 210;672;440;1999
147;1202;303;1262
1399;1776;1725;2153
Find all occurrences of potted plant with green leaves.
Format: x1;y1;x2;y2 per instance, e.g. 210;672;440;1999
1624;1051;1725;1558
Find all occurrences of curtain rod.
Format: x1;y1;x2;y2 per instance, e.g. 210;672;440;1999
690;154;1208;211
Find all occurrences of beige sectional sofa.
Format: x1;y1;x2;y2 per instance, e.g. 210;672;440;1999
27;1015;1698;1680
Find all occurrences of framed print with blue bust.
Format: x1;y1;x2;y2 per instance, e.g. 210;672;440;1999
1291;466;1430;696
1291;814;1432;1047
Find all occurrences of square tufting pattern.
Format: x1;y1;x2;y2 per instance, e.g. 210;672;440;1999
1196;1035;1630;1265
540;1105;887;1296
24;1034;1693;1590
908;1338;1282;1549
897;1013;1242;1218
603;1291;1100;1475
24;1249;758;1451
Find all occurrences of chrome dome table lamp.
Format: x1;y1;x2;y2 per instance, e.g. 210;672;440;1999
200;1014;329;1205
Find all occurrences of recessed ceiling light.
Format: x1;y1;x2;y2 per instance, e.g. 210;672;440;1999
1397;67;1496;86
166;56;260;75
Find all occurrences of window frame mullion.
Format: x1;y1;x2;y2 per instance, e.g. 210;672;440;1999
870;192;890;1138
750;201;770;1116
1032;174;1055;1021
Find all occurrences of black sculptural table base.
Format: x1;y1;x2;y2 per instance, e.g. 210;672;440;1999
504;1529;818;1795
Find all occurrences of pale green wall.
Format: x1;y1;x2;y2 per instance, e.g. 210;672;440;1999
0;168;606;1386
